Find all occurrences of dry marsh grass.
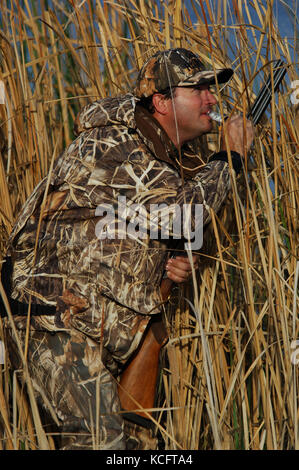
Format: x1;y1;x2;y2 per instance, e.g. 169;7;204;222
0;0;298;450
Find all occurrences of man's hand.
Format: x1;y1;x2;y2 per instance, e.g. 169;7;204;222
165;255;199;283
221;115;254;156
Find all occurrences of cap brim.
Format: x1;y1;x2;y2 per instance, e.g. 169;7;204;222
179;68;234;87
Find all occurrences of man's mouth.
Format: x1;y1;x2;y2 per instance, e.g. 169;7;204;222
202;112;212;120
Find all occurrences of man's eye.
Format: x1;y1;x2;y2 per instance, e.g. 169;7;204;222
193;86;211;93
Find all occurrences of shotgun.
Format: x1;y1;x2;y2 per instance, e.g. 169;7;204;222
118;60;287;421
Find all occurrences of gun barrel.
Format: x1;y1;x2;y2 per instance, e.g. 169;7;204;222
208;60;286;126
248;60;287;125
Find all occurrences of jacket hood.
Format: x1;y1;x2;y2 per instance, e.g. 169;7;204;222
74;93;137;135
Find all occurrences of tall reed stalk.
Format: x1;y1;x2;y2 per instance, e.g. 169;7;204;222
0;0;298;450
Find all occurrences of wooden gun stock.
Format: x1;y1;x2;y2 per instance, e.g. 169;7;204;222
118;277;172;418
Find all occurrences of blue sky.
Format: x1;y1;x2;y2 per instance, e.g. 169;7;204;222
184;0;298;63
274;0;298;34
1;1;297;74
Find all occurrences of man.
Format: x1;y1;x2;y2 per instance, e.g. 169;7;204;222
3;48;254;450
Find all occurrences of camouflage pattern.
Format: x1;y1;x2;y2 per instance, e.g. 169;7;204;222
6;92;234;449
8;94;232;319
134;48;234;98
123;420;158;450
5;303;155;450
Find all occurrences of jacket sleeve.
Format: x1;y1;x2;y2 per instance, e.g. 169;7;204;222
85;134;236;249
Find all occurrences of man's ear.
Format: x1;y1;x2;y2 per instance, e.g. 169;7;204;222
152;93;169;115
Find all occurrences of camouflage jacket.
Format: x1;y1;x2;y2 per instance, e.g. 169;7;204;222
8;94;232;329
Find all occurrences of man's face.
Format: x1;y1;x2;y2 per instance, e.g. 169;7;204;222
166;85;217;145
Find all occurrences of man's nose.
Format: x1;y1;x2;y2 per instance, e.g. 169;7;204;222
206;90;217;105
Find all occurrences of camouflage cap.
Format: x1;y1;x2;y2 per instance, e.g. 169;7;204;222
134;48;234;98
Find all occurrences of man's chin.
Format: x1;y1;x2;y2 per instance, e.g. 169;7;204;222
184;122;213;142
200;122;213;135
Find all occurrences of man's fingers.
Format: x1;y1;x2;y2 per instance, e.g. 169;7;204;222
166;271;187;283
166;266;190;283
165;255;199;283
221;115;254;156
166;256;198;270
